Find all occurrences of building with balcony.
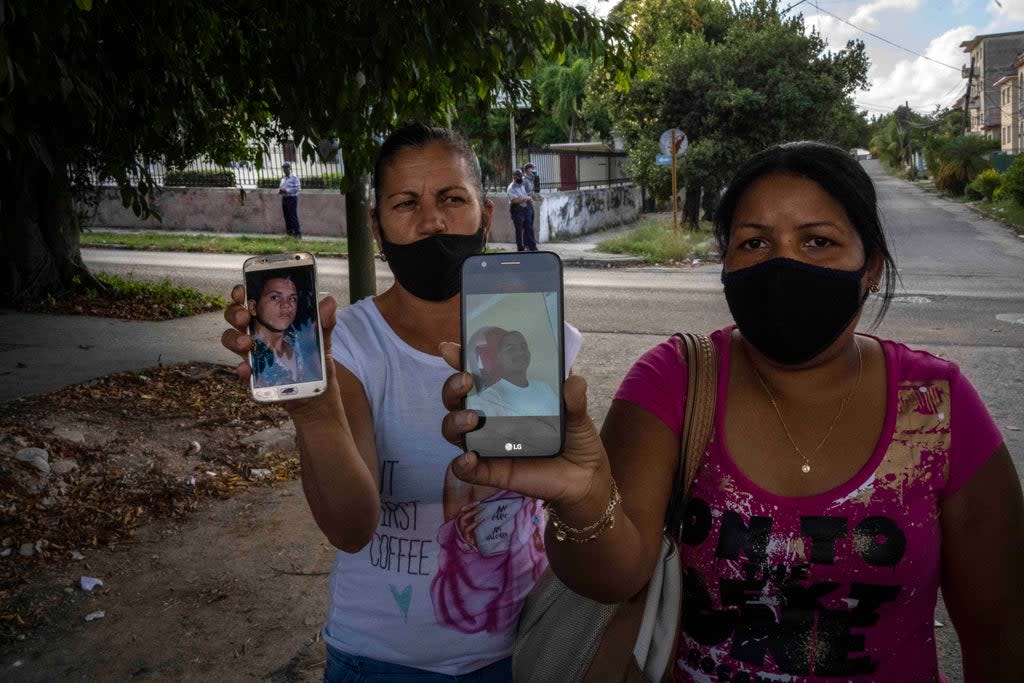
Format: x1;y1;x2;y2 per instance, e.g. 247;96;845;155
961;31;1024;140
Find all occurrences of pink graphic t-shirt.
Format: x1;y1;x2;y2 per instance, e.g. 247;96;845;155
615;328;1003;683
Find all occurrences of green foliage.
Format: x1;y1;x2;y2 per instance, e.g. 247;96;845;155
163;170;236;187
257;173;342;189
933;135;999;196
595;217;716;264
625;138;672;199
91;272;224;313
965;168;1002;201
80;231;348;256
0;0;635;297
599;0;869;210
1002;153;1024;205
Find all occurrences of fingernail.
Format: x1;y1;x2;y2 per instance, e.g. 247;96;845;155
456;411;475;428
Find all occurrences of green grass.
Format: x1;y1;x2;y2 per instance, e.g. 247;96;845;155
23;272;227;320
971;197;1024;235
81;231;349;256
595;217;718;264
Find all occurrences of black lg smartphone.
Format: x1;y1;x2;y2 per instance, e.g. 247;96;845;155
461;251;565;457
242;252;327;402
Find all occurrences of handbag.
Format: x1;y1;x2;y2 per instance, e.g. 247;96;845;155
512;332;719;683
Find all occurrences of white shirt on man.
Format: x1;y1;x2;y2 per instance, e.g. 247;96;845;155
279;174;301;196
472;378;559;417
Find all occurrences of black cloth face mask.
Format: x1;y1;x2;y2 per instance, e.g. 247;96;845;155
380;227;486;302
722;257;869;365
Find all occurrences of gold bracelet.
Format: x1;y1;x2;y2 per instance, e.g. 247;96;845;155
544;479;621;543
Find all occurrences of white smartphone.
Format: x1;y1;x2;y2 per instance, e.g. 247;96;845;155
242;252;327;402
461;251;565;457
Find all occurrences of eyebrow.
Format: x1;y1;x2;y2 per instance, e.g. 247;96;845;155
734;221;843;230
385;185;469;200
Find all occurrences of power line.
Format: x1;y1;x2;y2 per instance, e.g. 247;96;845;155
807;5;962;72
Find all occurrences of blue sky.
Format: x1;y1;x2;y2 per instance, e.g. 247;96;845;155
571;0;1024;117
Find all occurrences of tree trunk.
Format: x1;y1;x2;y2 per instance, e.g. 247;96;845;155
345;173;376;303
0;151;93;306
682;186;701;229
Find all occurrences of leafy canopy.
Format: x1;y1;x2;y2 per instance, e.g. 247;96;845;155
596;0;869;201
0;0;634;211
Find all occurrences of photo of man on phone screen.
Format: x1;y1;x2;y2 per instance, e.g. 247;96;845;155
469;329;558;417
247;270;323;388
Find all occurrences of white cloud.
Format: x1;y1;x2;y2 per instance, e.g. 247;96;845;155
991;0;1024;22
857;25;978;112
848;0;923;28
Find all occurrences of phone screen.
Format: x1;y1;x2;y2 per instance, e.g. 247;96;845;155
243;253;326;402
461;252;564;457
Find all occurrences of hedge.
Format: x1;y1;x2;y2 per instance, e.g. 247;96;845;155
163;169;236;187
257;173;342;190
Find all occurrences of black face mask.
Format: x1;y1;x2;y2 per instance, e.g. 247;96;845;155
722;257;869;365
380;227;486;302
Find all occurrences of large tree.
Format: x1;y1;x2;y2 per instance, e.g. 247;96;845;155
0;0;631;305
597;0;868;224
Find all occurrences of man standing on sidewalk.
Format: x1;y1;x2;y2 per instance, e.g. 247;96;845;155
278;161;302;239
522;162;540;194
507;169;536;251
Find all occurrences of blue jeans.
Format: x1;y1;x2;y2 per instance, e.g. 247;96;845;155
324;646;512;683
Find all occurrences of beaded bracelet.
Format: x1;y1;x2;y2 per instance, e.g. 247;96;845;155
544;479;621;543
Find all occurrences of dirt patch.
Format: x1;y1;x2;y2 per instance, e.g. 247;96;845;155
0;362;335;681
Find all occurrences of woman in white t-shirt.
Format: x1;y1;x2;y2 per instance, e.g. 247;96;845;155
222;123;579;683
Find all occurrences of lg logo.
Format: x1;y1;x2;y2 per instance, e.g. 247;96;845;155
504;442;523;452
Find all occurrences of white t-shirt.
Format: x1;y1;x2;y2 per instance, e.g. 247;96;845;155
472;378;559;417
324;297;581;674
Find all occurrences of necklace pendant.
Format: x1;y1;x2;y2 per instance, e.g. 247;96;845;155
801;463;811;474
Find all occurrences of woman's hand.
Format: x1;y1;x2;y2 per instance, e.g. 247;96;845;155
220;284;340;418
439;342;608;508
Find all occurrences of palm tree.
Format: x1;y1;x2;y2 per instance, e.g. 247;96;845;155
934;135;999;195
535;55;593;142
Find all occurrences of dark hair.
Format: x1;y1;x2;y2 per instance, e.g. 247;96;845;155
372;122;485;222
713;141;899;327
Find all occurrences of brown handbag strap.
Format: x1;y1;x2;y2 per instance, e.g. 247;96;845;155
665;332;718;536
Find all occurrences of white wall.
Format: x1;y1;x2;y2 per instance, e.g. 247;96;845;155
535;186;641;241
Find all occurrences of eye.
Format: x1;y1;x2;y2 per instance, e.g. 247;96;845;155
442;194;467;205
392;199;415;210
805;236;835;249
738;237;767;250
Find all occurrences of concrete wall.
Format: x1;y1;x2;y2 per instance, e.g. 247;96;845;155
85;187;349;236
84;184;641;242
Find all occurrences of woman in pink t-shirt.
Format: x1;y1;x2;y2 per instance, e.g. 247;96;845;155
442;141;1023;681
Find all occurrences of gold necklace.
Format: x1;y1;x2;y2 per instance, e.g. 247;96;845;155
749;339;863;475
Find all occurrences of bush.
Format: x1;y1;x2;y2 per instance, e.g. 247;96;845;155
1002;154;1024;205
965;168;1002;201
163;169;236;187
258;173;342;190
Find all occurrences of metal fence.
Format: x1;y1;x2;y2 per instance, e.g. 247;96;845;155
91;143;632;193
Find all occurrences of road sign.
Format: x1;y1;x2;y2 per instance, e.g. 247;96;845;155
655;153;672;166
659;128;688;156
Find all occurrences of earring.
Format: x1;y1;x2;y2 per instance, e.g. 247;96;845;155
869;282;880;294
